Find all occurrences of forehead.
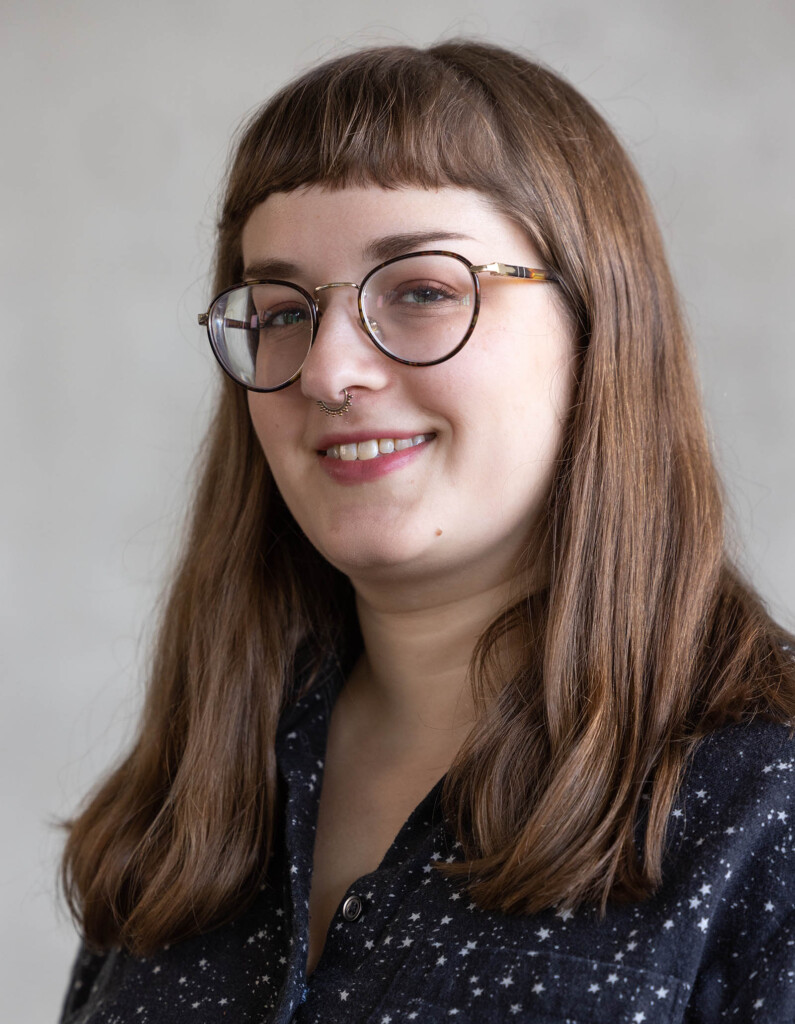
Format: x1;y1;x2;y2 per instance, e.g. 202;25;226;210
240;185;537;272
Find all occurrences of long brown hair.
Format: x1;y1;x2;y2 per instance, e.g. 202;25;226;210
59;40;795;955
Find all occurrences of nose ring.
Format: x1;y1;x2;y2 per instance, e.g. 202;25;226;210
317;389;352;416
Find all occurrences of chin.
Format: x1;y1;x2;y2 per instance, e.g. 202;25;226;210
318;534;427;577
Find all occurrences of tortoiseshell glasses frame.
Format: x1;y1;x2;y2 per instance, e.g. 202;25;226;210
197;249;559;393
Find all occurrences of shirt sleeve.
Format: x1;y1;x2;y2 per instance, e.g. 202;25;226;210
678;722;795;1022
719;910;795;1023
58;941;110;1023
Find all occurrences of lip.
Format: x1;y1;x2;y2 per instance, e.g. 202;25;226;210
314;429;433;453
317;433;435;484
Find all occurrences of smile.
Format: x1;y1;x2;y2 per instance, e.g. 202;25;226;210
322;434;436;460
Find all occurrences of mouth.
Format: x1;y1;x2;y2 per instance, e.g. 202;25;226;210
320;433;436;460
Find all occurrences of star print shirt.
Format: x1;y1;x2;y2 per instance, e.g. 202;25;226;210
58;662;795;1023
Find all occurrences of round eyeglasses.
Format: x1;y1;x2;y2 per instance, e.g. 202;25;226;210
198;250;559;393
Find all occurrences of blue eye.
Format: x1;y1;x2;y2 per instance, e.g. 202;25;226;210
401;285;449;304
388;280;460;306
258;305;310;329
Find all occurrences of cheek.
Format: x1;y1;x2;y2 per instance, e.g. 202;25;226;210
246;394;294;462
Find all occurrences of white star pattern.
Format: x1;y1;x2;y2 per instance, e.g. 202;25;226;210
63;683;795;1023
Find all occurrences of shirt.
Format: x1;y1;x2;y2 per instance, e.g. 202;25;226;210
59;660;795;1023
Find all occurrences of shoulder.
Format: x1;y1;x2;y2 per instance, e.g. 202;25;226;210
666;716;795;875
678;716;795;824
664;718;795;1021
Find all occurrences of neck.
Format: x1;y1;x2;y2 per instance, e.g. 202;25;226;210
336;574;519;765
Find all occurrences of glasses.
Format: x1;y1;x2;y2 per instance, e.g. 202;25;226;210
198;250;558;392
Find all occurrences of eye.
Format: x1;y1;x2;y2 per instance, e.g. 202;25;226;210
258;303;311;329
388;279;463;306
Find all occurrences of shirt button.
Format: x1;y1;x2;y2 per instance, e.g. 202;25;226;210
342;895;363;921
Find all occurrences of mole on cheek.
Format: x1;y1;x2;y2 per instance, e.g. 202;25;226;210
435;528;443;537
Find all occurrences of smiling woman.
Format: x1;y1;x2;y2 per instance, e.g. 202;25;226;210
57;41;795;1024
242;186;572;577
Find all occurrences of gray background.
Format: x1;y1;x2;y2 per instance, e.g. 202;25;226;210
1;0;792;1019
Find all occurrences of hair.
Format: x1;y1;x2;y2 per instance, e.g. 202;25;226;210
59;39;795;955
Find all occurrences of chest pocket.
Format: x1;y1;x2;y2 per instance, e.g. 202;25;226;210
364;940;689;1023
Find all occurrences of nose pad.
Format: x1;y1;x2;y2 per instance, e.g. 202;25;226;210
299;289;389;402
315;306;371;339
313;284;371;343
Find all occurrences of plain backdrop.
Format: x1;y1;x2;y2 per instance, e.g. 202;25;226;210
1;0;793;1019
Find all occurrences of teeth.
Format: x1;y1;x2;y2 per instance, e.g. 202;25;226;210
357;439;379;461
323;434;433;460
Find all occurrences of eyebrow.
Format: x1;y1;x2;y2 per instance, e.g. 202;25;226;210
242;231;474;281
364;231;474;263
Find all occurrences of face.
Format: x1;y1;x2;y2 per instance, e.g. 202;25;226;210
242;185;575;596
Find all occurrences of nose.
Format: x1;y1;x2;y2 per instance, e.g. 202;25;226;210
299;286;391;405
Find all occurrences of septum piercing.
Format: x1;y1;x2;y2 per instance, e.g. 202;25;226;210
317;389;352;416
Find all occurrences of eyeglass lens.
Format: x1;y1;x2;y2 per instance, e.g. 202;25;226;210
208;254;477;390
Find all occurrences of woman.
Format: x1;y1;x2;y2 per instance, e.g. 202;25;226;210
58;40;795;1023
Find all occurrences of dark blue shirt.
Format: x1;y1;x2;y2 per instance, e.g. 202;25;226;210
59;663;795;1023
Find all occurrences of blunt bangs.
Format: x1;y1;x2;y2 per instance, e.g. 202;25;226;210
215;47;539;290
